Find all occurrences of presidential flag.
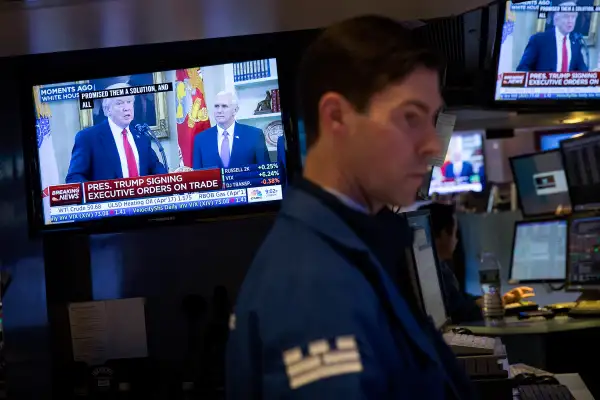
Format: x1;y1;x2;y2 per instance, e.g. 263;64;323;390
498;6;516;79
175;68;212;167
34;87;59;224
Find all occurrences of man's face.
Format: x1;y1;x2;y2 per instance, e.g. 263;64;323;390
107;96;134;128
214;93;237;127
555;5;578;35
340;67;443;207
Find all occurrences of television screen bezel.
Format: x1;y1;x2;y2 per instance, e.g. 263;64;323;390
19;31;313;236
508;216;568;284
509;149;571;218
491;1;600;111
428;132;486;196
535;126;592;151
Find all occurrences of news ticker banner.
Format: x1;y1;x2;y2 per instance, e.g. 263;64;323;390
79;83;174;110
501;72;600;88
36;82;174;105
48;185;283;224
48;164;282;207
510;1;600;19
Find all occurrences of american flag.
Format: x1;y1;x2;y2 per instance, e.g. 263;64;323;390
36;116;51;149
502;20;515;44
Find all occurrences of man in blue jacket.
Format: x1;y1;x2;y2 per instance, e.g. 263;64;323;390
226;16;477;399
418;202;535;324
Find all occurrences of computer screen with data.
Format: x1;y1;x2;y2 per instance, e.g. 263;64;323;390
406;212;448;330
510;150;571;217
567;215;600;290
510;219;567;283
560;133;600;211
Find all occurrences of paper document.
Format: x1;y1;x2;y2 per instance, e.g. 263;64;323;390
431;113;456;167
68;297;148;365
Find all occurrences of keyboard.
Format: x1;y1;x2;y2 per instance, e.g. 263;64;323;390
456;357;508;379
517;384;574;400
443;332;497;356
568;300;600;318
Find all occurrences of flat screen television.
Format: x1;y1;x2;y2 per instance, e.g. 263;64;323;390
494;1;600;103
25;53;294;232
429;133;485;195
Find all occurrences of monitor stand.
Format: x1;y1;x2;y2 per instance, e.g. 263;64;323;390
577;290;600;302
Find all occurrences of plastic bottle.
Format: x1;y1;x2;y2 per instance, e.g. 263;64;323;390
479;252;505;320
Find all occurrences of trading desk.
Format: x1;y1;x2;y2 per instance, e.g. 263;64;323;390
452;316;600;398
451;316;600;336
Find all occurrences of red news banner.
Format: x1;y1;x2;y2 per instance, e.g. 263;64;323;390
49;169;223;207
501;72;600;88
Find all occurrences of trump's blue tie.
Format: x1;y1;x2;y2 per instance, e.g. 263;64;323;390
220;131;230;168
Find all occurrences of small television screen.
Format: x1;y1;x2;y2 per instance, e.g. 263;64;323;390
495;1;600;102
510;150;571;217
429;133;484;195
32;59;288;227
539;131;585;151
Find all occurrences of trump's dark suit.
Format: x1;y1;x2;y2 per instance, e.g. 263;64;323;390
444;161;474;179
65;120;166;183
192;122;269;169
517;29;588;72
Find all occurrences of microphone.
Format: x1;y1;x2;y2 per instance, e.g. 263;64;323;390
572;32;590;70
135;123;170;172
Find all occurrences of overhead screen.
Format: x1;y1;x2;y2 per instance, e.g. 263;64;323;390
510;150;571;217
495;1;600;101
32;59;288;227
429;133;484;195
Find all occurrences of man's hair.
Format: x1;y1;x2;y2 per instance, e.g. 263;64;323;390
215;90;239;106
102;82;133;115
297;15;444;148
417;202;455;238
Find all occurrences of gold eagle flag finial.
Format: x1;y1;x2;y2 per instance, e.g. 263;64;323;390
186;67;205;93
33;87;51;119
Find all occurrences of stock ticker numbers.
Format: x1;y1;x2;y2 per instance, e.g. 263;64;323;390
221;163;282;189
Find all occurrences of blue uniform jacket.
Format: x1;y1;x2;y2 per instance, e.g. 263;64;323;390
226;188;477;399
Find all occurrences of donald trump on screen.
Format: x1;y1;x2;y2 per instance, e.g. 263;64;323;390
65;83;166;183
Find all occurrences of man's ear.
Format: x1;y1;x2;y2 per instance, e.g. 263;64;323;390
318;92;353;136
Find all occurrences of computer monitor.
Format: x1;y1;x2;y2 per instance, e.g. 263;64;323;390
509;219;567;284
510;150;571;218
567;215;600;291
405;210;448;330
538;131;587;152
560;132;600;211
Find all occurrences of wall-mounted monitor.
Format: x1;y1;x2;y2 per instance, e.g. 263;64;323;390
429;133;484;195
494;1;600;103
510;150;571;217
25;53;294;233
